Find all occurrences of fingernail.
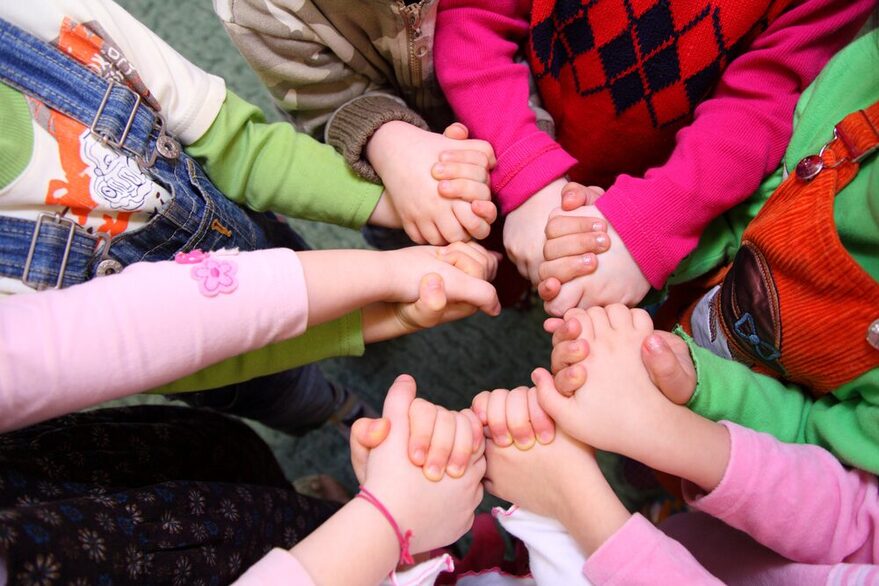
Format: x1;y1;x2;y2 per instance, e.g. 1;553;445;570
495;434;512;446
592;222;604;232
514;436;536;450
582;255;594;266
426;465;441;479
427;276;442;289
538;431;554;444
595;234;608;248
447;464;462;477
413;448;425;462
646;336;664;353
434;164;445;175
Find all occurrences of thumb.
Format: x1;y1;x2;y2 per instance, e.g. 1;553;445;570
531;367;572;426
443;122;469;140
350;417;390;483
641;334;695;405
382;374;418;441
401;274;447;329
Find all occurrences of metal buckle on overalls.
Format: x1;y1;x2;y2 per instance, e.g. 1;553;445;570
22;212;77;290
136;116;180;170
89;80;142;151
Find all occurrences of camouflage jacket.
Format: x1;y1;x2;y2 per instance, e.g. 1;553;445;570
215;0;453;181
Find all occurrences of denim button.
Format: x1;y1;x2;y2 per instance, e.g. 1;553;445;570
868;319;879;351
96;259;123;277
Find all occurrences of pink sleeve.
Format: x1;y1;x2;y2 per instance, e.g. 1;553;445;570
583;514;722;585
435;0;577;214
594;0;874;288
233;548;315;586
0;248;309;433
685;422;879;565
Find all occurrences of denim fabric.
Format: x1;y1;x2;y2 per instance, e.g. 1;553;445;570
0;17;346;433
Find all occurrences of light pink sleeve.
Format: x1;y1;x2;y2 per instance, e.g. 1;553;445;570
0;248;309;433
594;0;874;288
685;422;879;565
583;513;722;585
233;548;315;586
435;0;577;214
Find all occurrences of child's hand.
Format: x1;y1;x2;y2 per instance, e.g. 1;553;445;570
470;387;555;449
546;313;698;404
538;203;651;315
503;178;567;284
386;242;502;317
351;398;484;483
367;121;497;244
408;399;484;480
484;428;597;518
357;375;486;555
534;305;673;460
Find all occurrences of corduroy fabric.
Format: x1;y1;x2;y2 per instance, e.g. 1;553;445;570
527;0;794;187
711;102;879;395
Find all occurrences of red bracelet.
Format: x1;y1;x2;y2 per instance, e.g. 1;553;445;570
356;485;414;565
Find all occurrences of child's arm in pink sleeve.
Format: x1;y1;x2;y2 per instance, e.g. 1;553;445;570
595;0;874;288
686;422;879;565
584;514;722;585
435;0;577;214
0;248;309;433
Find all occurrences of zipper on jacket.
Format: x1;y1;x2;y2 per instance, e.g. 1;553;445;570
400;2;423;88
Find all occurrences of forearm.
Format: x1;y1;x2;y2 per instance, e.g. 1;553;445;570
595;0;874;288
327;93;430;182
685;422;879;565
686;336;879;475
0;249;308;432
152;313;364;395
435;0;575;212
188;91;383;229
291;499;400;586
583;515;722;585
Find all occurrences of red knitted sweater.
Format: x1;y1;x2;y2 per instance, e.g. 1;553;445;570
528;0;794;187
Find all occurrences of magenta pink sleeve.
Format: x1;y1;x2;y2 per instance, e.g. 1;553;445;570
0;248;309;433
233;549;315;586
685;422;879;565
583;514;722;584
595;0;875;288
435;0;577;214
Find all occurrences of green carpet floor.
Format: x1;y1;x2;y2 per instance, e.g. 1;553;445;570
109;1;652;514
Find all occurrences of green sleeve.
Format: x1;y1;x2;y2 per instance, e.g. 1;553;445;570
683;331;879;475
187;90;383;229
149;311;364;394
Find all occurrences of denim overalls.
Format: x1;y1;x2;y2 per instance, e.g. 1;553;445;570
0;17;349;434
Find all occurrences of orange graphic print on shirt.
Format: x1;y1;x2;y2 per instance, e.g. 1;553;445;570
35;18;166;237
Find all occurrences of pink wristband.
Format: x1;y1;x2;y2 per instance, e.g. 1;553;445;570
357;485;414;565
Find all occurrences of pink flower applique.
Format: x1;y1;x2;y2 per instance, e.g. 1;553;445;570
191;258;238;297
175;249;209;265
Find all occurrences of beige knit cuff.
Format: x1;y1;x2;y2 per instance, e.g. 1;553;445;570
326;94;430;183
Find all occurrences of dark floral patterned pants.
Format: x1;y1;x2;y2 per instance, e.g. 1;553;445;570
0;406;338;585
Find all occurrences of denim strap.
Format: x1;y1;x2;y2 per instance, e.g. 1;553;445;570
0;18;168;289
0;17;162;162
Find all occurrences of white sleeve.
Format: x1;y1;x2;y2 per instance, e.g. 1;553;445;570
0;0;226;144
494;506;593;586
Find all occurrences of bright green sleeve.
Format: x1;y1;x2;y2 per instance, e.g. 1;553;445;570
187;90;383;229
149;311;364;394
683;331;879;475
